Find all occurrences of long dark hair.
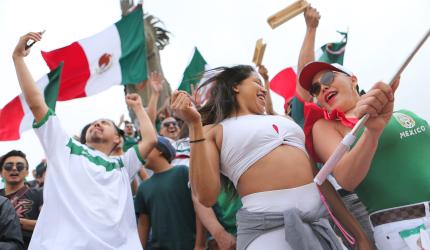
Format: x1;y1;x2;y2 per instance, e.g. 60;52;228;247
197;65;256;126
197;65;255;200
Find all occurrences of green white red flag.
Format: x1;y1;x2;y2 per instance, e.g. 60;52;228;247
41;5;147;101
0;63;63;141
178;47;214;105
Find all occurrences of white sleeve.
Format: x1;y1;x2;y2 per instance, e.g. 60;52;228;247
121;144;146;180
33;109;70;158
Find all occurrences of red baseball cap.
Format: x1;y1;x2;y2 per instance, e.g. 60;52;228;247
299;62;352;92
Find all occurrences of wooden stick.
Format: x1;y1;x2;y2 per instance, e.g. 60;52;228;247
252;38;266;66
267;0;309;29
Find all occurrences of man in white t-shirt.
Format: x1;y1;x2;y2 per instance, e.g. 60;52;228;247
13;32;157;250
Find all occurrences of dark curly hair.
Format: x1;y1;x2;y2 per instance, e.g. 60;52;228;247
0;150;29;171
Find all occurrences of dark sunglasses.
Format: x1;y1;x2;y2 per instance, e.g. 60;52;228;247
309;71;347;97
162;121;178;128
3;162;26;172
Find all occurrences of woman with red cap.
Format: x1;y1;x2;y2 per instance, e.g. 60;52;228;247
296;7;430;250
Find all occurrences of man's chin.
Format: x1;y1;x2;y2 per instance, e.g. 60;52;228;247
167;133;178;140
88;136;104;144
6;180;21;186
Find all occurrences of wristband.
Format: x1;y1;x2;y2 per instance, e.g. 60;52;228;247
189;138;206;143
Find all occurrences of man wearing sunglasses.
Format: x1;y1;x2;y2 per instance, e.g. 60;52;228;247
0;150;43;249
160;117;181;141
159;117;192;167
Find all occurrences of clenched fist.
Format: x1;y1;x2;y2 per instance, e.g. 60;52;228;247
171;90;201;126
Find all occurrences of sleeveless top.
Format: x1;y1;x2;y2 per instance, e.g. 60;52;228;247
219;115;307;187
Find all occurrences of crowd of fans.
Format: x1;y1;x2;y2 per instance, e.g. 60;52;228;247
1;7;429;250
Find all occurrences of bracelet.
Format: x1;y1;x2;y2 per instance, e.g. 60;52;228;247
189;138;206;143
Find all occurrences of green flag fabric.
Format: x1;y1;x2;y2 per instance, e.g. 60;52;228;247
178;47;208;94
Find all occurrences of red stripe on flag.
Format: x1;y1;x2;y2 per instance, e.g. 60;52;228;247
269;67;297;104
0;97;25;141
41;42;90;101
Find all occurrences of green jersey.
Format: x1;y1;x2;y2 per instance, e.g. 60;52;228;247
354;110;430;213
212;190;242;236
123;135;139;152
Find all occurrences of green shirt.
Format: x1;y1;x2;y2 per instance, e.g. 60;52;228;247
123;135;139;152
354;110;430;213
212;190;242;236
134;166;195;250
290;96;305;128
155;119;162;134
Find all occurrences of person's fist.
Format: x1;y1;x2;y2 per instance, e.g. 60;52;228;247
171;90;201;126
12;32;43;59
355;82;394;118
355;80;398;134
304;6;320;29
125;93;143;108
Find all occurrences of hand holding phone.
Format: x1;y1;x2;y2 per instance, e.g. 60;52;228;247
25;30;45;50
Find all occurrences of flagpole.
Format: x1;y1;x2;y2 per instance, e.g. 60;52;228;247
314;28;430;185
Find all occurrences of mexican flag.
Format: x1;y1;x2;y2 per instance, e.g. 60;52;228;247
0;63;63;141
316;31;348;65
178;47;212;105
41;5;147;101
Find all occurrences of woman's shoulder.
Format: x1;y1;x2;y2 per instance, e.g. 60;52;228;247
203;124;223;146
203;123;222;133
313;119;334;133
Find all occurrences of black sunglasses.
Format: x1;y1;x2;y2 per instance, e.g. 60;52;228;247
309;71;347;97
3;162;26;172
162;121;178;128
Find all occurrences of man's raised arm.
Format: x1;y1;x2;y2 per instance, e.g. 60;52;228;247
126;94;157;158
12;32;48;122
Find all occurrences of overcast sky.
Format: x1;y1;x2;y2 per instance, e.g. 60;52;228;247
0;0;429;173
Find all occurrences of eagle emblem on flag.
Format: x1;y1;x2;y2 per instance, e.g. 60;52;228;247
96;53;113;74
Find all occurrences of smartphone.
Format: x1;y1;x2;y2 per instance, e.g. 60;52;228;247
25;30;46;50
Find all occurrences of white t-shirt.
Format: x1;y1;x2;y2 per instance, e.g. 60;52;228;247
29;110;144;250
168;137;190;167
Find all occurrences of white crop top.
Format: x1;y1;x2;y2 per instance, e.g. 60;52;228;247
219;114;307;187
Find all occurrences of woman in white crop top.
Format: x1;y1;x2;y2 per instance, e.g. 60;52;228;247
172;65;372;249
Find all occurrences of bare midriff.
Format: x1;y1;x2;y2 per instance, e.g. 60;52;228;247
236;144;315;197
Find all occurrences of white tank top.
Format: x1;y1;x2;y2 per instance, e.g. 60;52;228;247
219;114;307;187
